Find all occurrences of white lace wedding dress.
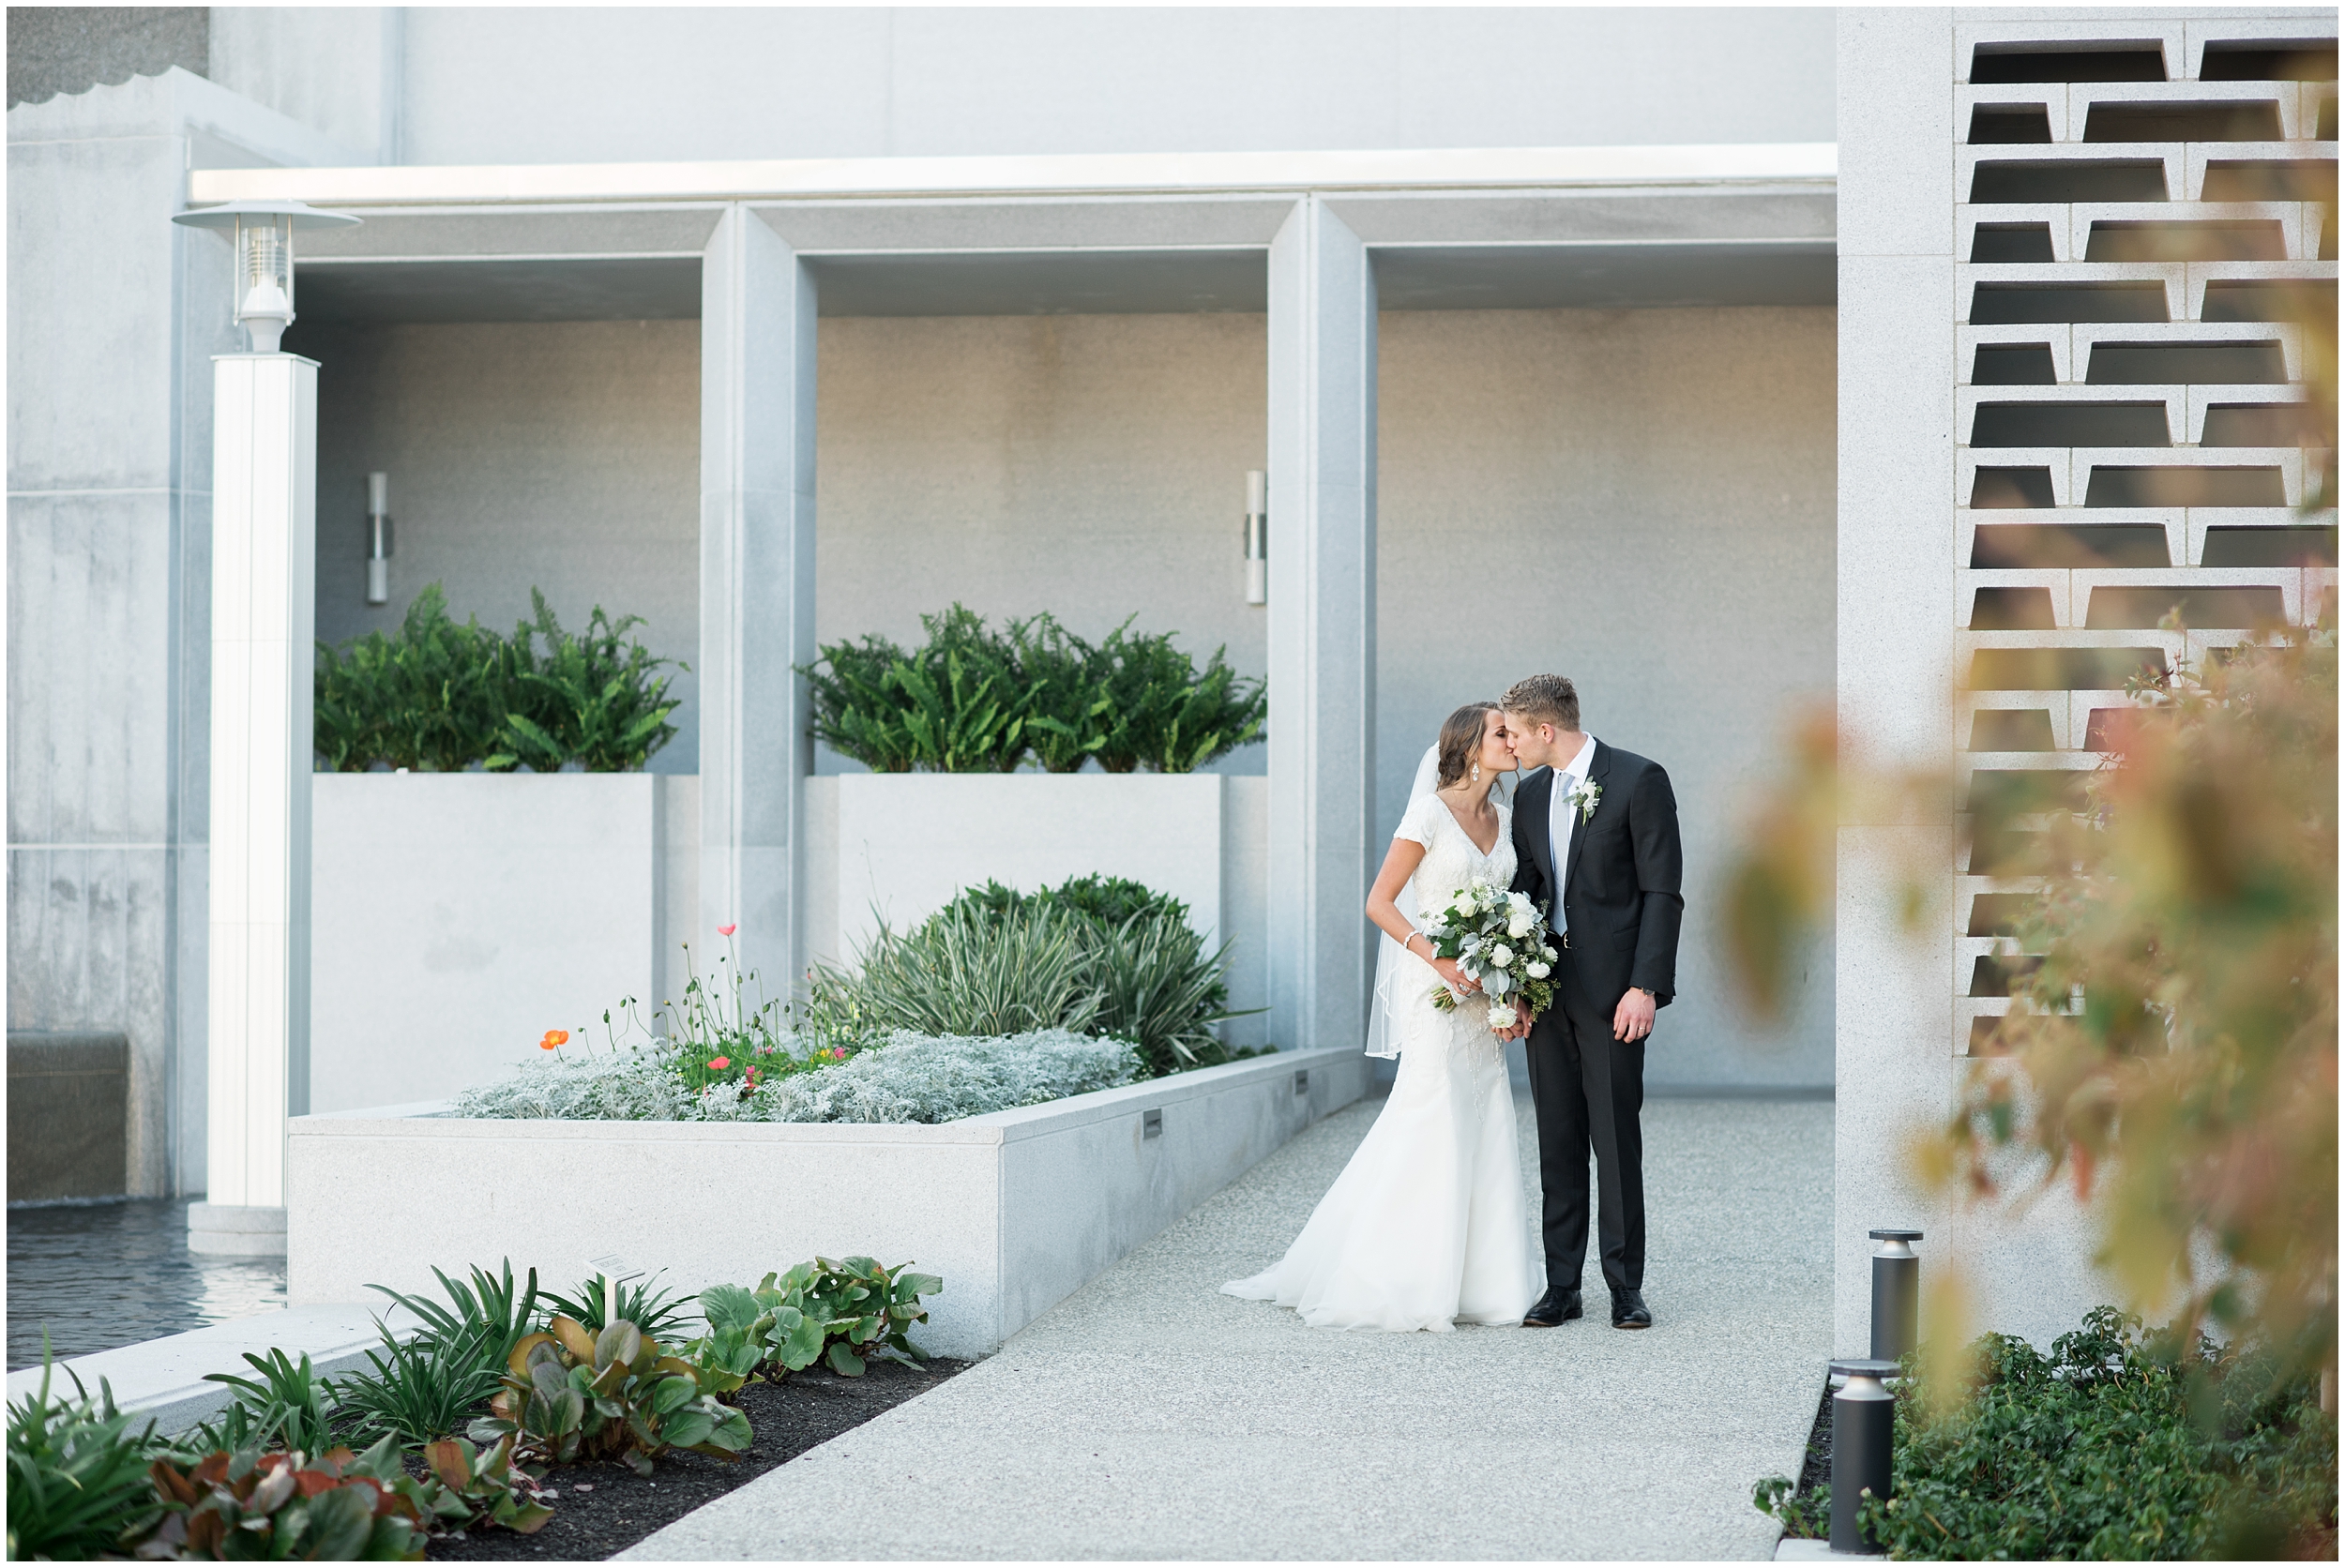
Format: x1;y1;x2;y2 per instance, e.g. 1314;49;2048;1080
1221;792;1536;1331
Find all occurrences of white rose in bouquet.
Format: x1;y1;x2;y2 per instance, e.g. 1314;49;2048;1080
1490;943;1515;969
1527;959;1551;979
1485;999;1518;1031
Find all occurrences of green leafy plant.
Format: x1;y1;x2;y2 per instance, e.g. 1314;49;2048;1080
1091;909;1250;1076
1090;620;1265;774
794;1257;942;1376
192;1349;339;1457
701;1259;941;1380
369;1260;543;1376
542;1271;695;1341
1754;1306;2338;1560
694;1275;830;1385
314;583;506;774
800;605;1264;774
411;1435;554;1537
314;583;681;774
816;900;1105;1042
469;1315;750;1477
492;589;684;772
917;874;1259;1074
6;1359;166;1560
1009;613;1113;772
330;1322;504;1451
140;1439;432;1560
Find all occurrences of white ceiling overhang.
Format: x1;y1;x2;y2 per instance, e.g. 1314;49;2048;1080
189;143;1838;324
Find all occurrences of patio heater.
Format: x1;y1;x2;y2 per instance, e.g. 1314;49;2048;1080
1243;470;1268;605
170;197;360;1257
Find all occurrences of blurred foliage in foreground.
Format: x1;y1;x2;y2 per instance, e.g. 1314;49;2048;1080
1723;619;2337;1404
1756;1305;2337;1560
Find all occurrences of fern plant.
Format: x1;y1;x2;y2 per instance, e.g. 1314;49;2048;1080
313;584;682;774
800;606;1264;774
493;590;684;772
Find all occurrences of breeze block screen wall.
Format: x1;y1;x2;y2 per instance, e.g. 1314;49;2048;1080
1838;7;2337;1351
1954;17;2337;1057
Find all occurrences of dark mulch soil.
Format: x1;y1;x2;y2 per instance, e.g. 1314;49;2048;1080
1796;1378;1833;1496
426;1358;970;1562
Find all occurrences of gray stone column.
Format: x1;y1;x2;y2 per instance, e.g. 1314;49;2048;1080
1265;197;1378;1054
700;207;817;998
1836;7;1956;1353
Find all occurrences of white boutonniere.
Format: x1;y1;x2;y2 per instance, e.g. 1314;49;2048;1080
1566;777;1603;824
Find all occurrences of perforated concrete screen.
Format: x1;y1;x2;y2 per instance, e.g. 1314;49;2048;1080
1953;18;2338;1061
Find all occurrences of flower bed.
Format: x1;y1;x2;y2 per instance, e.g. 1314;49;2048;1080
4;1255;947;1560
288;1047;1369;1358
453;1030;1142;1123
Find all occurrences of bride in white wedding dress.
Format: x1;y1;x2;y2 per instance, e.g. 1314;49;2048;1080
1223;702;1536;1332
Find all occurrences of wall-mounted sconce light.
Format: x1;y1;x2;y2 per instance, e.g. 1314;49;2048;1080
169;199;360;354
1243;470;1267;605
365;471;394;605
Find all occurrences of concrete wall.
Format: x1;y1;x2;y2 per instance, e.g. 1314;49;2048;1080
815;312;1271;776
1380;306;1839;1090
297;320;704;775
308;774;689;1113
6;71;367;1196
392;8;1834;168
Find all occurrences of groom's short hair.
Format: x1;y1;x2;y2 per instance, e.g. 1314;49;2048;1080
1503;674;1580;732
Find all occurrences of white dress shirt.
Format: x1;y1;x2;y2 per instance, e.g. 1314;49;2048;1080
1546;733;1597;937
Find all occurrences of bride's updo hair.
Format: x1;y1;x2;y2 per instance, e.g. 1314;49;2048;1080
1435;702;1501;789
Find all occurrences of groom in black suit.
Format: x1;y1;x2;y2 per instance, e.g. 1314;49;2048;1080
1500;674;1684;1331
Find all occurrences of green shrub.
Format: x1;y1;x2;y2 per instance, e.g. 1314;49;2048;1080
331;1322;504;1452
697;1258;942;1381
542;1271;696;1341
192;1348;339;1456
314;583;682;773
821;900;1106;1040
1089;619;1265;774
1754;1306;2339;1560
495;589;684;771
909;874;1257;1075
6;1361;166;1560
800;605;1264;774
368;1259;544;1377
143;1439;434;1560
315;583;506;773
469;1315;750;1476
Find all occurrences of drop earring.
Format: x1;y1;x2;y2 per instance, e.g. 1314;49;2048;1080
1472;761;1481;782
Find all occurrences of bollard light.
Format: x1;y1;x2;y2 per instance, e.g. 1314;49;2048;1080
1243;469;1268;605
1829;1357;1899;1555
171;200;361;354
1869;1228;1924;1363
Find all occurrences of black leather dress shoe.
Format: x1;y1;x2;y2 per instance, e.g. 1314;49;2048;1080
1611;1289;1653;1329
1522;1286;1583;1327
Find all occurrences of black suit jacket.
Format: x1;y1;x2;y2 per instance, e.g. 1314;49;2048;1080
1509;741;1685;1010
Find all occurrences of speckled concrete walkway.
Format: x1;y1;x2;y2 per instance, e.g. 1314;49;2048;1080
625;1093;1831;1561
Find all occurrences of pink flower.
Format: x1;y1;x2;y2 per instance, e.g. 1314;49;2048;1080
718;923;737;937
707;1057;730;1070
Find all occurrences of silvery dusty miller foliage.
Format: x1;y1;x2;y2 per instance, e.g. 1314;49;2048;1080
454;1030;1142;1125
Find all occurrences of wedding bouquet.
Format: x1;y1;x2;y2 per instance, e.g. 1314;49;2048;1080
1418;879;1562;1033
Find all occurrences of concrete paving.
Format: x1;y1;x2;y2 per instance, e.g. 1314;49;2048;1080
625;1093;1831;1561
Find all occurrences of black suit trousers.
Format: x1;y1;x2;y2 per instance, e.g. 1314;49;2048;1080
1523;943;1646;1296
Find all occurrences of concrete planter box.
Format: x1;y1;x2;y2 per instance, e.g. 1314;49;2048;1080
286;1045;1368;1357
309;773;692;1114
829;773;1225;953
